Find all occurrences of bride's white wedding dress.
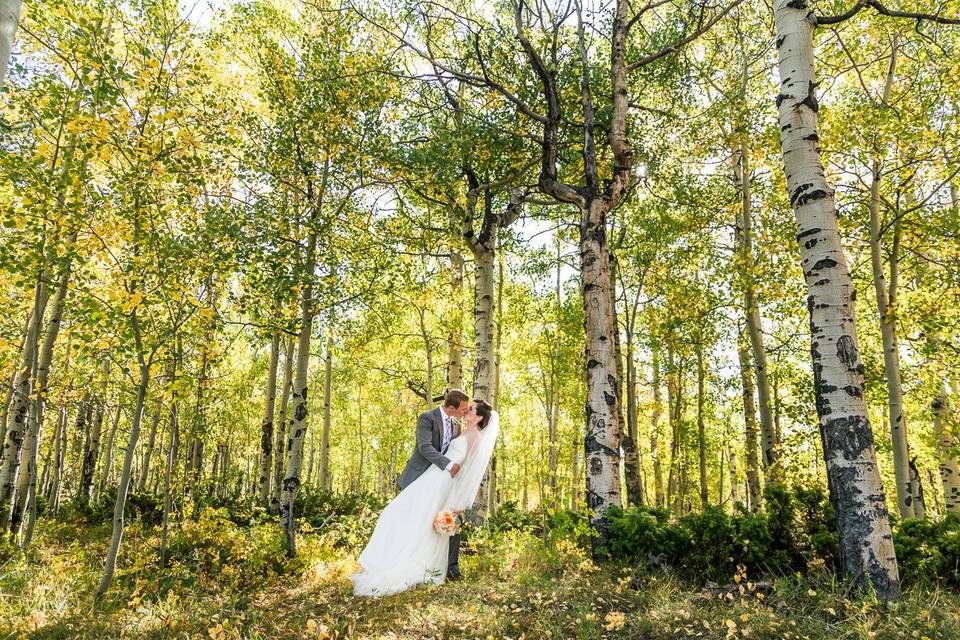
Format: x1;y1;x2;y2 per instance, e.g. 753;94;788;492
351;414;499;597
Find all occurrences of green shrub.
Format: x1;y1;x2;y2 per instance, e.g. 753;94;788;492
895;513;960;587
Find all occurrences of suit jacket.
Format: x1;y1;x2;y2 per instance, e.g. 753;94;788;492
397;407;461;490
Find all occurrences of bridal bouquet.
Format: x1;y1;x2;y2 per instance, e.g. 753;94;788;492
432;509;463;536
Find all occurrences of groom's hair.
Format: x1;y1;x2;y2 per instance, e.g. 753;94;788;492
443;389;469;408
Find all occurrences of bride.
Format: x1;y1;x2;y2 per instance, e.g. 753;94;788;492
351;399;499;597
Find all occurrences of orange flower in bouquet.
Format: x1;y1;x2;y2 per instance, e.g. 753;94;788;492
432;509;463;536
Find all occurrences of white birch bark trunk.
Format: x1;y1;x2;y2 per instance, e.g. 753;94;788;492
49;406;67;514
96;403;121;500
0;0;20;85
272;337;294;506
774;0;899;599
934;383;960;513
280;220;317;556
0;278;47;528
12;259;72;536
258;333;280;505
697;346;708;509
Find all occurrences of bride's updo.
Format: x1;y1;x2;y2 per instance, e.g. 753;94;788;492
474;399;493;430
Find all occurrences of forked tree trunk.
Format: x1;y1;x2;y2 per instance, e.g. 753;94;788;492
933;383;960;513
258;333;280;505
774;0;899;600
272;337;295;506
737;336;762;511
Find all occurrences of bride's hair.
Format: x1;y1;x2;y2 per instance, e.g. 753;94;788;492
473;399;493;429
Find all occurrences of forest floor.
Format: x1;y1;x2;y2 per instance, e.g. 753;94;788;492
2;513;959;640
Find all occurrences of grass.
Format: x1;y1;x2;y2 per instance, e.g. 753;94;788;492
1;512;959;639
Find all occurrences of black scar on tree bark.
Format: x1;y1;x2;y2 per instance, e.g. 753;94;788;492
811;257;839;272
836;335;859;367
800;81;820;113
785;0;808;9
796;227;821;240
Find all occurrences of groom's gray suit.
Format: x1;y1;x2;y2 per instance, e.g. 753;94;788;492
397;407;462;577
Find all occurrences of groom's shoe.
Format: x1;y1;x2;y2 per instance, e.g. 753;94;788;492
446;567;462;581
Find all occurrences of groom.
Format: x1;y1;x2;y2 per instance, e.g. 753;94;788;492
397;388;471;581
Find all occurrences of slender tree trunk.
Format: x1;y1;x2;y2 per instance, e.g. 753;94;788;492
319;328;333;491
734;135;778;481
258;333;280;505
447;252;464;390
136;404;160;493
76;393;99;505
49;406;67;513
727;419;740;505
616;257;641;507
651;342;664;508
774;0;899;599
272;338;294;507
697;346;708;510
934;383;960;513
97;403;121;499
866;40;914;518
280;215;317;556
737;335;762;511
97;360;150;597
470;239;496;519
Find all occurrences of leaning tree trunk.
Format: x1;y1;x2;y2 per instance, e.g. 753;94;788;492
257;333;280;505
97;357;150;597
737;335;762;511
279;215;317;557
933;383;960;513
774;0;899;600
272;338;294;507
734;135;779;481
866;39;913;518
0;278;47;529
12;261;72;537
